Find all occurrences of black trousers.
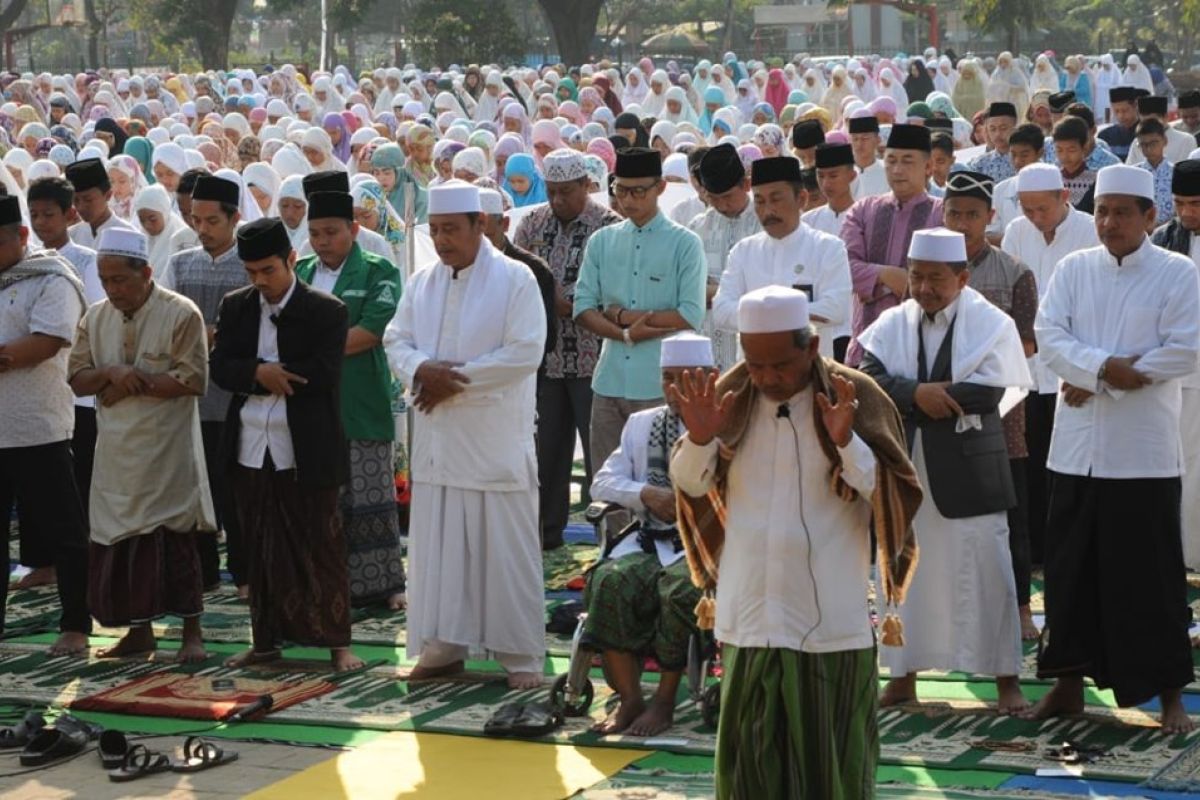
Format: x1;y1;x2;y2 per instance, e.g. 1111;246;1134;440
0;441;91;634
1023;392;1056;565
1007;458;1031;607
17;406;96;570
1038;473;1194;707
537;376;593;549
199;420;245;587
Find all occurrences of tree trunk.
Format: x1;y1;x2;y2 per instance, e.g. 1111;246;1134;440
0;0;31;33
345;27;357;73
84;0;101;67
194;0;238;71
536;0;605;66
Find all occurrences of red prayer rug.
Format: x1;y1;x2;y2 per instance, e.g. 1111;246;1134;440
70;671;334;720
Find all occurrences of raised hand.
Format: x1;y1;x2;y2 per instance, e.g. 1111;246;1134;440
667;368;733;446
816;373;858;447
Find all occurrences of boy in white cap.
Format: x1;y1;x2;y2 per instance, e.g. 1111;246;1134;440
384;180;548;689
68;227;213;663
671;285;921;799
586;332;714;737
1026;165;1200;734
1000;162;1100;569
859;227;1033;714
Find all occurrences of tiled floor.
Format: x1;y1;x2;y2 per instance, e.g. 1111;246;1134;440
0;738;335;800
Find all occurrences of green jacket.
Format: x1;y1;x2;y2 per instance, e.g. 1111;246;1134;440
296;243;400;441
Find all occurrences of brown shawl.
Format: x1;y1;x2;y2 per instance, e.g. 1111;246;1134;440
673;357;922;645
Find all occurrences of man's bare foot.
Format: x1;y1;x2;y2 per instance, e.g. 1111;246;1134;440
175;639;209;664
332;648;364;672
406;660;465;682
1160;689;1195;735
592;695;645;735
387;592;406;612
996;676;1029;715
1019;678;1085;721
880;674;919;707
626;698;677;737
47;631;88;657
224;649;282;668
10;566;56;591
507;671;543;690
236;585;250;602
96;626;156;659
1019;605;1040;641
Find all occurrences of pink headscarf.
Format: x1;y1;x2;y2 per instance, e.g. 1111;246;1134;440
586;137;616;173
531;119;564;166
763;68;791;116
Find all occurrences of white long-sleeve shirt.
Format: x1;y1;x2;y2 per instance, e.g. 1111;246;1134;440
1035;237;1200;478
1002;205;1100;393
852;159;889;199
671;388;877;652
712;222;852;354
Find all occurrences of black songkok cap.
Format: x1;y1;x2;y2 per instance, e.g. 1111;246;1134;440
814;143;854;169
1137;95;1168;116
237;217;292;261
1179;90;1200;110
1109;86;1139;104
191;175;240;206
1172;159;1200;197
1048;91;1076;113
847;116;880;134
697;143;745;194
306;190;354;221
302;170;350;197
987;102;1017;119
64;157;108;192
886;123;932;152
944;169;995;208
791;119;825;149
0;196;20;226
750;155;802;187
614;147;662;179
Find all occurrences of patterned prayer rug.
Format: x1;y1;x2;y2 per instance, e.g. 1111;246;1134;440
70;670;334;720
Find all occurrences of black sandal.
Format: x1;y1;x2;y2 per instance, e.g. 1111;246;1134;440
171;736;239;773
108;744;173;782
0;712;44;749
99;730;129;770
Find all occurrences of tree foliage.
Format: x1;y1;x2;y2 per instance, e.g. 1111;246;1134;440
127;0;240;69
407;0;528;67
961;0;1054;54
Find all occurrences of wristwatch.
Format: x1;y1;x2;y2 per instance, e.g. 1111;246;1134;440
1098;358;1109;383
622;328;633;347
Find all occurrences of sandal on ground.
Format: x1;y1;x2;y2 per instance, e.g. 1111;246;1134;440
108;744;173;782
171;736;239;773
0;712;44;749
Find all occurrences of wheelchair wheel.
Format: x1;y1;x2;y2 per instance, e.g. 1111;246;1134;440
550;672;595;717
701;682;721;729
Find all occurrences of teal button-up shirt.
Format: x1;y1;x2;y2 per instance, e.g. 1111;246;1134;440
573;211;707;400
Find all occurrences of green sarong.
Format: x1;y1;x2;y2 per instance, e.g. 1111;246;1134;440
716;644;878;800
583;554;701;670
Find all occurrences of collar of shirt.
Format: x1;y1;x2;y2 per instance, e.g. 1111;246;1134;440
968;242;994;269
259;274;297;316
1101;234;1154;269
890;190;930;210
200;240;240;265
123;282;158;322
318;255;349;273
624;210;667;234
923;293;960;326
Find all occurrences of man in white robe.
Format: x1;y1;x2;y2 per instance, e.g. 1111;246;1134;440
384;181;547;689
848;116;889;198
859;228;1033;714
713;156;851;361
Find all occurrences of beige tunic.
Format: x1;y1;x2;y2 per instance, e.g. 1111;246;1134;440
68;283;215;546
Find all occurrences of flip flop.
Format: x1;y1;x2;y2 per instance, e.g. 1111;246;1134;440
171;736;239;773
108;744;173;782
99;730;129;770
53;713;103;741
0;712;44;749
483;702;525;737
19;728;87;767
511;702;564;738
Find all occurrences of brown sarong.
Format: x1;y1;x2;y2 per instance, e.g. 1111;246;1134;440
88;528;204;628
234;466;352;652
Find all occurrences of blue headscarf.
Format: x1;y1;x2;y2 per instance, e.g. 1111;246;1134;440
751;102;777;123
787;90;809;105
698;86;726;135
502;153;547;207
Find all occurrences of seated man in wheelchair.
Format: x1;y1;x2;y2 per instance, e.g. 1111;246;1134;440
584;332;717;737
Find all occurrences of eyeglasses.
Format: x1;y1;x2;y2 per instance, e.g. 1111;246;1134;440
612;183;658;199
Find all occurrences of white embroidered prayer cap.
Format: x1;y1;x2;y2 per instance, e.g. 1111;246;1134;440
542;148;588;183
97;228;149;262
738;285;810;334
1016;162;1064;193
427;179;481;215
908;227;967;263
660;332;715;368
1095;164;1154;201
478;187;506;216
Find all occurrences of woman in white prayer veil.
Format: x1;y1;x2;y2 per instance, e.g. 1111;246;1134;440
433;91;469;120
986;52;1030;119
821;66;854;122
243;162;280;217
474;71;505;123
1121;54;1154;93
853;67;878;103
311;75;346;117
708;64;737;103
271;141;314;180
132;184;188;274
213;167;263;222
622;69;648;108
933;56;958;95
1095;54;1118;123
640;70;671;117
300;127;347;172
1029;54;1060;95
878;67;909;108
801;68;826;99
277;174;310;251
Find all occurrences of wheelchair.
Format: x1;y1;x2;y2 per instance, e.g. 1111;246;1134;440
549;501;723;729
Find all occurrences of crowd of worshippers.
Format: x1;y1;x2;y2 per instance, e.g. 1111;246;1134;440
2;48;1200;799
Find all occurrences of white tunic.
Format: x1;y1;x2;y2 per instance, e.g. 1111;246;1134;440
1036;237;1200;479
672;389;878;653
383;239;547;664
238;277;297;471
1001;206;1100;394
688;200;761;370
985;176;1021;240
712;222;852;356
852;159;889;199
801;203;850;239
1125;126;1198;167
57;242;102;412
298;226;395;267
67;213;135;250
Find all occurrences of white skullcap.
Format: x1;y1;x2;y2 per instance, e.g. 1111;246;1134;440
738;285;810;334
1095;164;1154;201
1191;147;1200;160
25;160;61;182
478;187;505;216
97;227;149;262
1016;163;1064;193
542;148;588;182
908;227;968;263
428;180;481;215
660;332;714;368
